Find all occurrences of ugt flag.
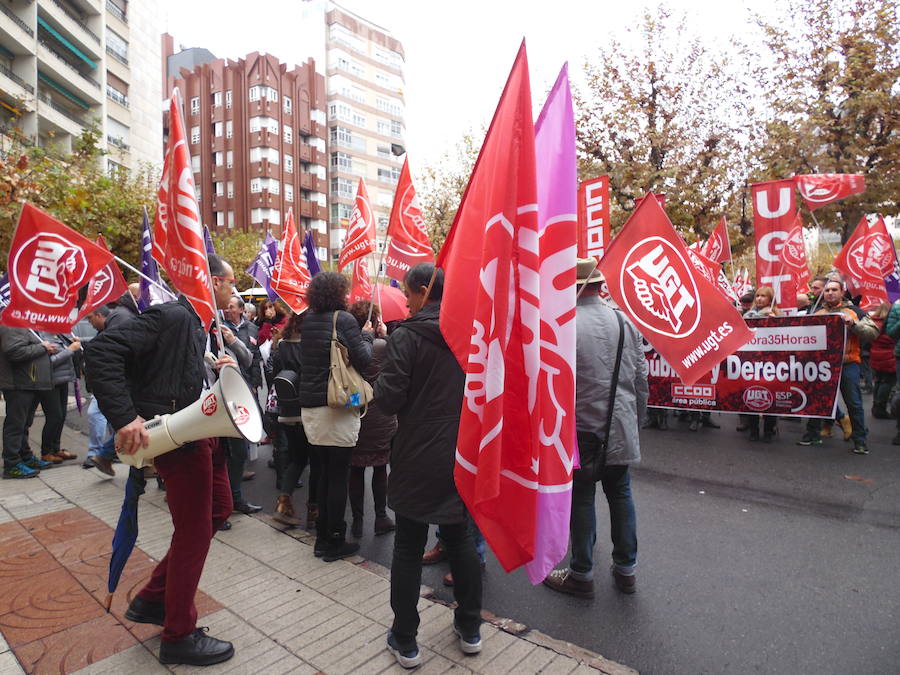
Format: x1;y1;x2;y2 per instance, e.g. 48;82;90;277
338;178;376;270
348;260;372;305
523;63;578;585
2;203;113;331
385;157;433;282
246;233;279;302
438;41;541;572
271;208;311;314
153;88;216;329
834;216;893;308
701;217;732;264
76;236;129;321
598;194;753;385
777;213;811;310
794;173;866;211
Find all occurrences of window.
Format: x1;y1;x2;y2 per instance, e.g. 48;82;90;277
377;145;392;160
378;216;389;229
225;120;232;139
213;91;222;107
107;29;129;63
330;126;364;151
269;180;280;195
215;181;224;196
250;116;278;135
226;150;233;168
251;208;281;224
284;96;292;114
227;181;234;198
227;210;235;227
225;90;232;108
331;151;352;171
191;126;200;144
213;151;223;166
375;72;390;88
376;97;402;116
311;109;326;125
214;122;223;138
285;155;293;173
377;191;392;207
249;85;260;102
190;97;199;114
377;120;390;137
284;127;292;144
250;178;261;193
391;120;403;139
215;211;224;227
250;117;260;133
194;185;201;202
191;155;200;173
331;177;354;199
378;166;400;184
266;87;278;102
285;185;294;202
331;202;353;221
250;146;279;164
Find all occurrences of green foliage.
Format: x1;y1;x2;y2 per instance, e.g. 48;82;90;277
0;121;157;269
209;231;263;290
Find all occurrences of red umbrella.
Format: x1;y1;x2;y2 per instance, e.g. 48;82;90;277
374;283;409;323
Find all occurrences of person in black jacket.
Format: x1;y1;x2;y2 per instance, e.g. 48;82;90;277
85;254;238;667
299;272;373;562
375;263;482;668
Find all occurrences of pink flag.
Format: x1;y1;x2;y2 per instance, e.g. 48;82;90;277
524;64;578;585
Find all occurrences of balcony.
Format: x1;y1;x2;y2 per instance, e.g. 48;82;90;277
105;84;128;108
37;91;87;137
0;3;35;53
41;0;100;48
106;133;128;151
105;45;127;66
106;0;126;23
37;40;102;104
0;62;34;96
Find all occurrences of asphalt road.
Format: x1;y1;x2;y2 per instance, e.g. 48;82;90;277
68;396;900;674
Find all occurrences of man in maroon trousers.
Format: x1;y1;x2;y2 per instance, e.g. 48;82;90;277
86;254;238;666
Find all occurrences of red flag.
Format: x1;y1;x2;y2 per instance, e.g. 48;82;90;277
270;208;311;314
437;42;540;572
701;217;732;263
752;179;796;306
598;194;753;385
794;174;866;211
685;246;736;303
577;176;610;259
777;213;811;307
153;89;215;329
338;178;376;270
634;193;666;210
76;236;129;321
2;203;113;331
385;158;433;281
834;216;892;307
348;260;372;304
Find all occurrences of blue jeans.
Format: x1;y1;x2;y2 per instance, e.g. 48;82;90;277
570;464;637;580
807;362;866;446
87;397;116;460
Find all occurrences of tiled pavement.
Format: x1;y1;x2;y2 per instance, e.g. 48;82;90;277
0;421;636;675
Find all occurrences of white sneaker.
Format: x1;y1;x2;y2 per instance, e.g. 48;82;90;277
387;632;421;668
453;623;482;655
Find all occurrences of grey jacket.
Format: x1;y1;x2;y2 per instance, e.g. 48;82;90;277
575;294;648;466
0;326;53;391
40;333;79;386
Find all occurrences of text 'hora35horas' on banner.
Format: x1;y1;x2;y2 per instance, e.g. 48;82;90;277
438;45;578;578
646;314;846;418
598;194;753;386
1;203;113;331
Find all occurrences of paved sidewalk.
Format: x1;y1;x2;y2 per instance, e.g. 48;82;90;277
0;420;635;674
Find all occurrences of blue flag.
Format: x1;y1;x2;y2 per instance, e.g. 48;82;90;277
246;233;279;301
303;231;321;277
138;208;175;311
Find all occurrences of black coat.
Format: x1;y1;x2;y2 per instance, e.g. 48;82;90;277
271;338;302;417
374;302;466;524
298;310;372;408
224;318;262;387
85;296;206;430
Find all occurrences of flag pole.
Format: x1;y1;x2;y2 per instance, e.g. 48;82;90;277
807;209;837;258
113;256;176;299
366;235;390;325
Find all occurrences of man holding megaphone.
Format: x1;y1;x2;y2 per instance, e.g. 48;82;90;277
86;254;246;667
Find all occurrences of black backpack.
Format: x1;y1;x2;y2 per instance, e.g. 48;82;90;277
273;369;301;405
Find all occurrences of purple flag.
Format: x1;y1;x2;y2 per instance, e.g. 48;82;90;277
138;207;175;311
525;63;578;585
884;248;900;303
0;273;10;310
390;278;400;289
303;231;321;277
203;225;216;255
246;233;279;301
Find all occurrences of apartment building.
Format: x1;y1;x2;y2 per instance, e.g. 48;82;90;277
162;38;329;252
0;0;162;172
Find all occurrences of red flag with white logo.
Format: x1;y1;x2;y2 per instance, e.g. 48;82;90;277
437;42;540;572
76;236;128;321
338;178;376;270
598;194;753;385
685;246;737;303
794;174;866;212
348;260;372;305
153;89;215;329
751;179;796;306
271;208;311;314
834;216;891;308
577;176;610;260
385;158;433;281
777;213;810;308
2;203;114;331
701;217;732;263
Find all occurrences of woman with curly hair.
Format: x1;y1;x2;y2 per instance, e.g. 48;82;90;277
347;300;398;538
299;272;373;561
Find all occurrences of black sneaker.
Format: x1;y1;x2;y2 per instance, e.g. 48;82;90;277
386;631;421;669
232;501;262;515
796;435;823;446
322;540;359;562
124;595;165;626
158;627;234;666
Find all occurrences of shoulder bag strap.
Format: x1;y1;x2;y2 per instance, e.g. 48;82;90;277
594;310;626;481
332;311;339;340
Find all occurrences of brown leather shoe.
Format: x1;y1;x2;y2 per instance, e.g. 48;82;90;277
57;449;77;460
612;567;636;594
542;568;594;599
272;495;303;527
422;542;446;565
41;453;64;465
90;456;116;477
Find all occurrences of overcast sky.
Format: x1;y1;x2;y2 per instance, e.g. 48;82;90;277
162;0;778;169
